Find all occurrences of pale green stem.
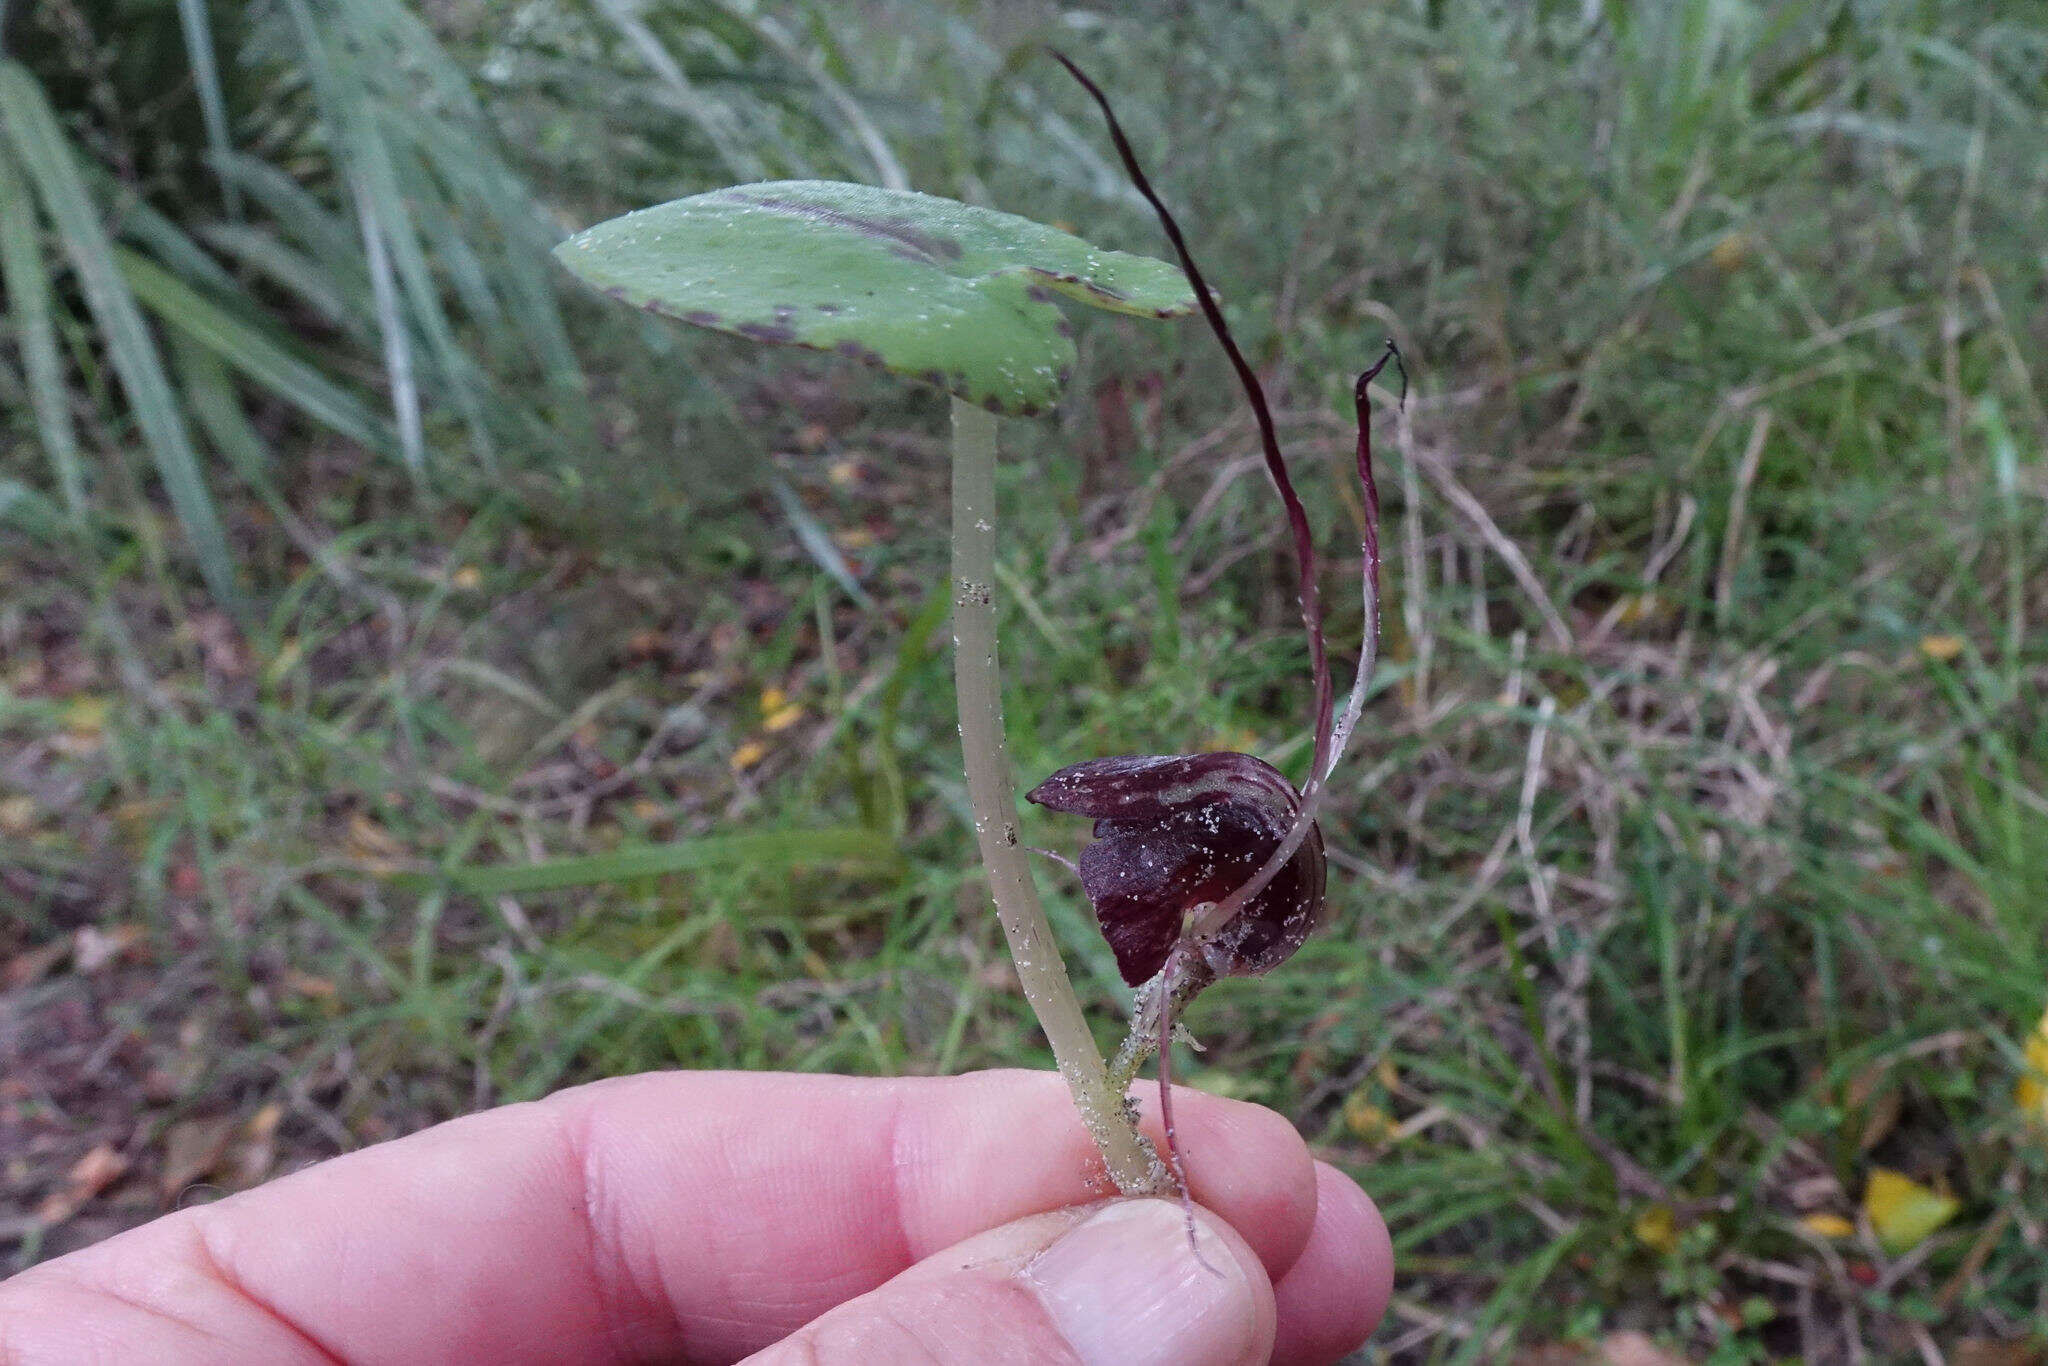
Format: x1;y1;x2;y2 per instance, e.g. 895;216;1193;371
1106;978;1163;1096
1106;963;1208;1095
949;397;1160;1196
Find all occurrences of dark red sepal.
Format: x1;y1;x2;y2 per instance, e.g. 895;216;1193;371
1027;752;1327;986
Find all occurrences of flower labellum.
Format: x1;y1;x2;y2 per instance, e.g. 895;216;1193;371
1025;752;1326;989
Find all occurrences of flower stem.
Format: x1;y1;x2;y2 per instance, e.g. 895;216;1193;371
949;397;1159;1196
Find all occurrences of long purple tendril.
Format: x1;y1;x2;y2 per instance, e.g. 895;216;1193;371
1052;49;1404;942
1049;50;1334;785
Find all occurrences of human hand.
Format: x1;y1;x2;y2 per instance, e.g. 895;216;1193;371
0;1069;1389;1364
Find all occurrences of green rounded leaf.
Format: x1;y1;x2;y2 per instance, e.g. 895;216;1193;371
553;180;1196;416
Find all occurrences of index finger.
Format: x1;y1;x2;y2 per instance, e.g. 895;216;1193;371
0;1069;1376;1364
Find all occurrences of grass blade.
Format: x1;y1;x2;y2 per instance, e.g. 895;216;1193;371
0;141;84;523
0;60;239;611
196;221;369;337
715;0;907;189
399;109;587;412
0;476;66;543
334;0;585;402
768;472;873;608
115;247;390;453
175;0;242;216
418;827;898;897
284;0;492;469
209;149;357;266
1444;1229;1580;1366
108;182;241;297
350;169;424;473
175;339;403;615
591;0;765;181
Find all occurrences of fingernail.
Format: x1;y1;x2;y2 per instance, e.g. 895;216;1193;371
1023;1199;1264;1366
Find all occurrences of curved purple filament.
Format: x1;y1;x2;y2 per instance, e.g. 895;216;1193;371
1050;50;1334;787
1189;347;1402;941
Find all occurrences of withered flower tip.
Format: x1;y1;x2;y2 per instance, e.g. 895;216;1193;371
1026;752;1327;988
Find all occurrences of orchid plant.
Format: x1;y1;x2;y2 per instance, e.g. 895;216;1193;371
1030;53;1403;1224
553;52;1400;1212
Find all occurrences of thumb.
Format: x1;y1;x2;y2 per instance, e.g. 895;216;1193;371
746;1197;1277;1366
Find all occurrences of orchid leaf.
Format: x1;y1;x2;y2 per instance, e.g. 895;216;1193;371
553;179;1197;415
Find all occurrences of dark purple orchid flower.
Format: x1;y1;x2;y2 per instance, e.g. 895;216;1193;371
1025;752;1326;990
1044;53;1405;1218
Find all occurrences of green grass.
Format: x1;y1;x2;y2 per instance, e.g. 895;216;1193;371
3;1;2046;1359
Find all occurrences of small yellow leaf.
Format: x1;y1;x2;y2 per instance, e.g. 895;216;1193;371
450;565;482;590
1342;1093;1399;1143
834;527;876;550
224;1102;285;1187
827;458;860;486
2016;1004;2048;1129
54;694;110;753
1614;592;1670;627
1799;1212;1855;1240
1863;1168;1960;1253
347;812;404;857
1709;232;1751;272
0;795;37;834
758;687;787;714
730;740;768;771
1919;634;1966;662
1632;1203;1680;1255
283;969;338;1002
246;1101;285;1141
763;703;804;733
345;813;408;872
160;1115;238;1199
61;694;108;737
36;1142;128;1224
2016;1074;2046;1126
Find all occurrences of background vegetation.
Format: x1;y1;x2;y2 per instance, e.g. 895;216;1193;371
3;1;2044;1360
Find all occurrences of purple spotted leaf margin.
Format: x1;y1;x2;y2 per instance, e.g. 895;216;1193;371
1036;52;1405;1223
